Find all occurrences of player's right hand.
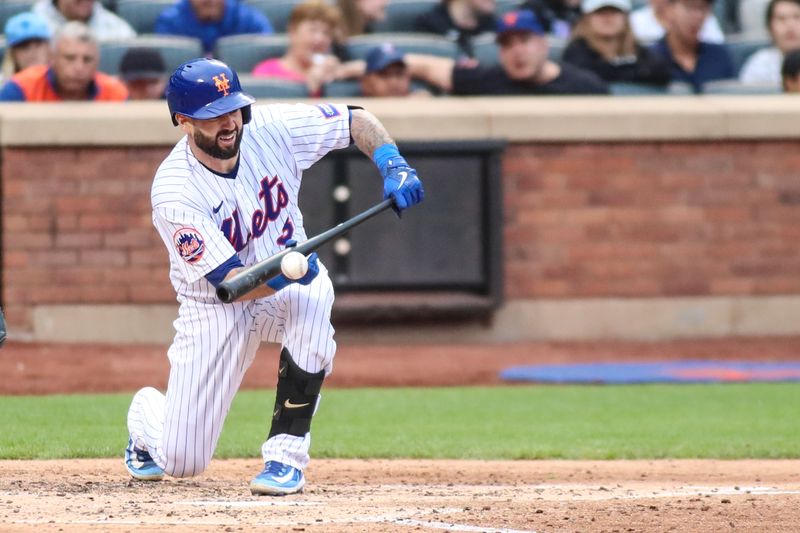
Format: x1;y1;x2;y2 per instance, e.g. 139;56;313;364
382;157;424;215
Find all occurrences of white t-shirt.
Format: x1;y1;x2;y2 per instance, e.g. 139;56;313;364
151;103;350;302
630;6;726;44
32;0;136;41
738;47;783;86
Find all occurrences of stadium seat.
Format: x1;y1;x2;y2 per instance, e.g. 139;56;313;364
371;0;438;33
548;38;566;61
496;0;519;15
215;34;289;74
0;0;35;30
245;0;304;33
725;33;771;76
608;82;671;95
702;79;781;94
472;33;499;65
324;80;361;97
99;35;203;75
346;33;459;60
237;75;309;98
116;0;175;34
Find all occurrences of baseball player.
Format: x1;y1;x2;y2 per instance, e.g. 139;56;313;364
124;58;423;495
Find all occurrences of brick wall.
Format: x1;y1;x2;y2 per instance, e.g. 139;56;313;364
1;147;173;331
3;141;800;333
503;141;800;299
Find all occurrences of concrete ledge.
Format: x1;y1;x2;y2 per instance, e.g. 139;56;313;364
21;295;800;343
3;95;800;146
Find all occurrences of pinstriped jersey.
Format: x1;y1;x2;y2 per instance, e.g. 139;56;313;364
151;103;350;302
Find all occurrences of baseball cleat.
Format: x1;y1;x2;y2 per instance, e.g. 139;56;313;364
124;438;164;481
249;460;305;495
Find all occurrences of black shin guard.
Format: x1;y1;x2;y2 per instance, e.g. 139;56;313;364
268;348;325;438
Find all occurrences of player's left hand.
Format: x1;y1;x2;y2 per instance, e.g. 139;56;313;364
295;252;320;286
266;252;320;292
381;157;424;215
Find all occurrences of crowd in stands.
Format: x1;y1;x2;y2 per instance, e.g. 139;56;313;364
1;0;800;102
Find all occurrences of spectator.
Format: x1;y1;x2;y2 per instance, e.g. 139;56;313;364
413;0;497;57
155;0;274;55
406;9;608;94
651;0;735;92
631;0;724;43
119;47;168;100
1;12;52;83
0;21;128;102
31;0;136;42
359;43;430;96
252;1;358;96
781;46;800;89
563;0;672;84
337;0;388;38
518;0;583;38
739;0;800;86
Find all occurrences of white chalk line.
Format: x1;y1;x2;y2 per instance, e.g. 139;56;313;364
176;499;322;507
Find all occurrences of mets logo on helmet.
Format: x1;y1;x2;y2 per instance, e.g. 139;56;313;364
213;73;231;96
173;228;206;264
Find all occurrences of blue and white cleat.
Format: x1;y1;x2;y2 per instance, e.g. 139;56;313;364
249;460;305;495
124;438;164;481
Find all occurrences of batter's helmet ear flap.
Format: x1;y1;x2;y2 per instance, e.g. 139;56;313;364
166;58;255;126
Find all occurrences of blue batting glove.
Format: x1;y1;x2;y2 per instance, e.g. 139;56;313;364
266;252;320;292
373;144;425;216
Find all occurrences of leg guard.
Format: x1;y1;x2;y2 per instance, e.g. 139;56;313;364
268;348;325;438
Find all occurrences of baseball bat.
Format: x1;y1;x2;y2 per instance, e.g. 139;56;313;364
216;198;394;303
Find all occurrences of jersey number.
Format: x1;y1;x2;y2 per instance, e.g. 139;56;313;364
277;218;294;246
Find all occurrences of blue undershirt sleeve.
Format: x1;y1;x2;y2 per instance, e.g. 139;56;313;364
205;254;244;288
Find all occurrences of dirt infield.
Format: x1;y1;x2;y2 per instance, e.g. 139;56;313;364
2;336;799;531
1;458;799;532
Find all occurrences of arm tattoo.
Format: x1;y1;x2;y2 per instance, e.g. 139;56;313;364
350;109;395;157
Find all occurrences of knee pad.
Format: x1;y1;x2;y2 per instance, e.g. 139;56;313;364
268;348;325;438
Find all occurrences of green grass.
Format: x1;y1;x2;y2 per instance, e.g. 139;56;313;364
0;384;798;460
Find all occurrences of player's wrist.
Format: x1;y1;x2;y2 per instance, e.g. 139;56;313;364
266;274;292;292
372;144;404;176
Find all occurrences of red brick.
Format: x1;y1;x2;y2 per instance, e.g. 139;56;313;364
80;250;128;267
79;214;127;231
56;233;104;249
129;284;177;303
29;250;79;267
103;229;156;249
4;266;55;285
26;286;83;304
80;286;129;303
55;267;106;285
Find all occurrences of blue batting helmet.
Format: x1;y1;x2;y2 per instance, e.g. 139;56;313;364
166;58;255;126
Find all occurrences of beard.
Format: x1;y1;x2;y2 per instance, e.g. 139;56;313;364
193;126;243;160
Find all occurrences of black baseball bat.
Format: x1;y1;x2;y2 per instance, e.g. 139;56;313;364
216;198;394;303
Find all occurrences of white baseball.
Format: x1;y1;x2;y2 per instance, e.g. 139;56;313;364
281;251;308;280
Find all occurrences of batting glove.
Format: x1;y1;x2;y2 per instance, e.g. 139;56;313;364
266;252;320;292
373;144;424;216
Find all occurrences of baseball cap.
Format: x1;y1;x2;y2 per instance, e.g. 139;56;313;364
581;0;632;13
495;9;545;40
365;43;406;74
119;47;167;82
4;12;52;47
